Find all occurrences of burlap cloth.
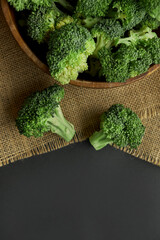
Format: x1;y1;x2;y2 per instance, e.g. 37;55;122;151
0;7;160;167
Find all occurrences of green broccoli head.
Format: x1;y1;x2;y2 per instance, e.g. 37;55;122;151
129;46;152;77
139;37;160;65
110;0;146;30
27;3;74;44
98;44;137;82
16;85;75;142
98;43;153;82
91;19;125;56
47;23;95;84
137;14;160;30
27;5;61;43
89;104;145;150
139;0;160;21
75;0;113;18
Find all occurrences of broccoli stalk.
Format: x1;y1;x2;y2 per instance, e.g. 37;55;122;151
115;27;157;46
78;17;101;29
93;36;113;58
89;104;145;151
47;106;75;142
89;130;112;150
16;85;75;141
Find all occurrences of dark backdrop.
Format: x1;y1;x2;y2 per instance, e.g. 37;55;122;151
0;141;160;240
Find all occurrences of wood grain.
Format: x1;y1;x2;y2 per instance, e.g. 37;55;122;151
1;0;160;89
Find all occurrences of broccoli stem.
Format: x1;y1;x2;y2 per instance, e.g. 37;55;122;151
81;17;101;29
89;130;112;150
56;0;74;12
115;27;157;46
93;36;112;57
47;106;75;142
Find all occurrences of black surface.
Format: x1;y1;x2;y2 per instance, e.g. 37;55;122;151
0;140;160;240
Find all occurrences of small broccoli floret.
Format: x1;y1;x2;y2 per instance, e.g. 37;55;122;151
7;0;53;11
139;37;160;64
27;3;74;43
137;14;160;30
16;85;75;141
27;5;61;43
47;23;95;84
98;45;135;82
129;47;152;77
98;43;153;82
139;0;160;21
7;0;28;11
89;104;145;150
8;0;73;11
75;0;113;18
109;0;146;31
116;27;157;46
87;19;125;77
91;19;125;57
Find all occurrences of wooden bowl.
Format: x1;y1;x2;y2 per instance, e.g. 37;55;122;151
1;0;160;89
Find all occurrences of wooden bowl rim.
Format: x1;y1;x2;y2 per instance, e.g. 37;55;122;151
1;0;160;89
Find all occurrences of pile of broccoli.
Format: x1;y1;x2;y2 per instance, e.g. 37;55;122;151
8;0;160;84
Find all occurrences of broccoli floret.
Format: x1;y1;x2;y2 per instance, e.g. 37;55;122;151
109;0;146;31
98;45;136;82
139;0;160;21
139;37;160;64
129;47;152;77
116;27;157;46
75;0;113;18
7;0;28;11
27;3;74;44
47;23;95;84
91;25;158;83
91;19;125;57
7;0;53;11
137;14;160;30
98;43;153;82
89;104;145;150
16;85;75;141
86;19;125;77
8;0;73;11
27;5;61;44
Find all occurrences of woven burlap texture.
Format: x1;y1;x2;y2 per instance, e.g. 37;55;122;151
0;7;160;167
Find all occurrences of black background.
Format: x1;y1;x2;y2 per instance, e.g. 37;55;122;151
1;141;160;240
